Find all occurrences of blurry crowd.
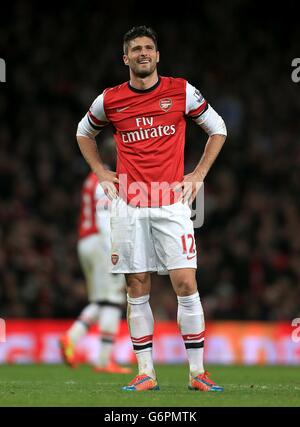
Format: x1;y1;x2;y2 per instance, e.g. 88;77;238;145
1;1;299;320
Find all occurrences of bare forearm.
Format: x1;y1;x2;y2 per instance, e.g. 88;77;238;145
194;134;226;181
76;135;106;176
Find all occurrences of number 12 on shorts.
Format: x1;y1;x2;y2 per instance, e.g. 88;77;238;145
181;234;196;255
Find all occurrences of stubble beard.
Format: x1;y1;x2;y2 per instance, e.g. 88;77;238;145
132;62;157;79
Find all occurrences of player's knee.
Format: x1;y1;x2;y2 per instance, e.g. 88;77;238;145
174;279;197;296
125;273;150;297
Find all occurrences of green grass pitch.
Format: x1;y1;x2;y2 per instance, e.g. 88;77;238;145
0;364;299;407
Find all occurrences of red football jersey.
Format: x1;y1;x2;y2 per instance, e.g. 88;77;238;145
78;76;211;207
78;172;99;239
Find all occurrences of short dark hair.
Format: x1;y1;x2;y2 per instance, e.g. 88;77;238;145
123;25;158;54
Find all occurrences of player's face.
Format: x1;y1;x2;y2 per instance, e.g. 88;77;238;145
123;36;159;78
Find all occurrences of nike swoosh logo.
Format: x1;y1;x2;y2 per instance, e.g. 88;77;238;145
187;254;196;260
116;106;130;112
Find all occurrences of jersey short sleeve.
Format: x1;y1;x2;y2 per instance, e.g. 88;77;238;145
185;82;227;137
76;93;109;139
185;82;208;118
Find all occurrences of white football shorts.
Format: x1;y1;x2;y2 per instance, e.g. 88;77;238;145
110;198;197;275
77;233;126;304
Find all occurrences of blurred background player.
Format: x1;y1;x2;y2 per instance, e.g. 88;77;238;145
59;159;131;374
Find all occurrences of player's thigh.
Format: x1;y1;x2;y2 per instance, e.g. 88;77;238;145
94;270;126;304
77;238;94;286
80;235;108;301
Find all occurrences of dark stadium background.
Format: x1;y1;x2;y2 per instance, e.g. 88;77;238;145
0;0;299;323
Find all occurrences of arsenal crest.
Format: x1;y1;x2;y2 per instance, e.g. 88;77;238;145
159;98;172;112
111;253;119;265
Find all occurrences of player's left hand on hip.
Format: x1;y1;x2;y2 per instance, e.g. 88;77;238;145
174;173;203;204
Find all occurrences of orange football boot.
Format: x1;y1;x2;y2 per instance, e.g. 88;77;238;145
93;361;132;374
189;370;223;392
122;374;159;391
59;335;77;368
